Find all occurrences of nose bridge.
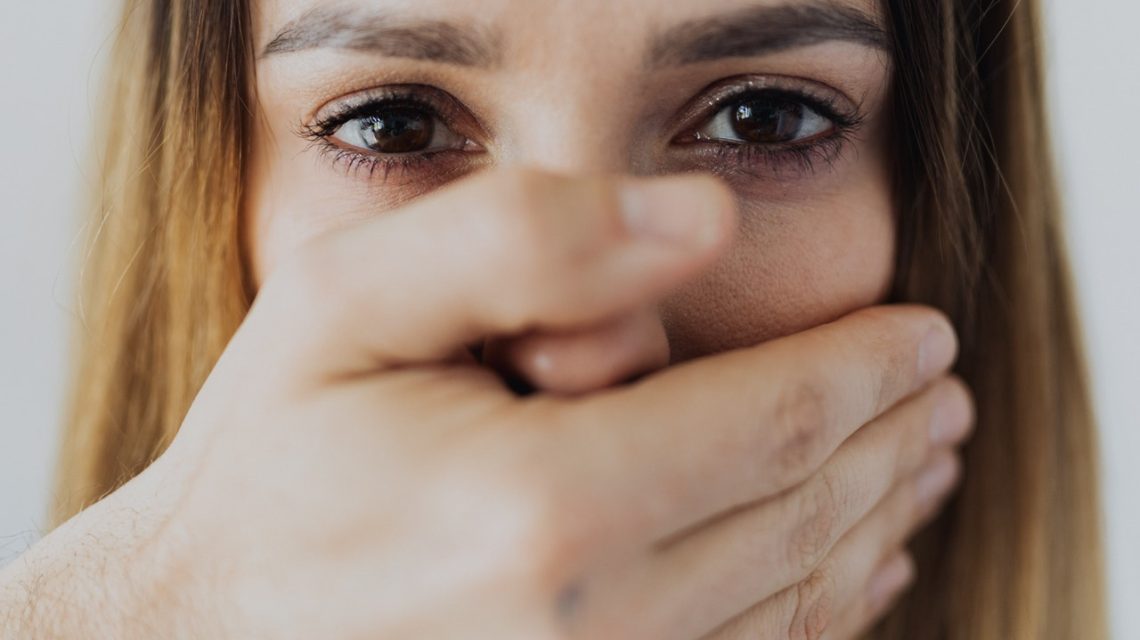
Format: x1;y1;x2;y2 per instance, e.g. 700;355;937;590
498;95;635;175
492;6;643;175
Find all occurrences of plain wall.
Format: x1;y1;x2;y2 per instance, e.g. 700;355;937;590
1;0;1136;634
1048;1;1140;633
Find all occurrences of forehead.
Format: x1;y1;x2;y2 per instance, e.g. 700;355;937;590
254;0;887;61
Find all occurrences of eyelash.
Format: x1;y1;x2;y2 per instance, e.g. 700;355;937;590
300;83;864;182
309;144;441;181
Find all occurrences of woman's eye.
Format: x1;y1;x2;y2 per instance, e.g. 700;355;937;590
694;94;835;145
331;106;468;154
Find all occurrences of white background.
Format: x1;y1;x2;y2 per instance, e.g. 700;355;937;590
1;0;1136;635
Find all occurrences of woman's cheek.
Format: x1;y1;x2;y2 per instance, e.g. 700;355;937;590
658;189;897;363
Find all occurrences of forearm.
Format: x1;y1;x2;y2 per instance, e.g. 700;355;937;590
0;499;147;638
0;463;200;640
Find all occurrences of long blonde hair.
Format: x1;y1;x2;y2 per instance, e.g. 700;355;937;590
55;1;1105;638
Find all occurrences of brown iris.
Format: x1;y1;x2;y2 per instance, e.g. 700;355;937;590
359;108;434;153
731;97;806;143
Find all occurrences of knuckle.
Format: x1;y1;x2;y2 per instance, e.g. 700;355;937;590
481;169;569;248
485;197;550;266
787;470;845;571
771;379;831;480
474;172;624;329
491;167;561;203
788;563;837;640
485;169;621;253
463;431;596;592
572;176;626;240
468;187;558;326
888;475;928;539
861;324;912;412
850;306;927;407
514;502;596;597
465;170;554;249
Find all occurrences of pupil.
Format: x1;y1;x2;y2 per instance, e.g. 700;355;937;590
360;108;434;153
731;98;805;143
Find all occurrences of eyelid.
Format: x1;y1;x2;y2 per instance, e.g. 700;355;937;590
669;74;862;141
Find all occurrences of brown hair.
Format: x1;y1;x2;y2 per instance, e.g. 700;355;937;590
879;1;1106;638
55;0;1105;638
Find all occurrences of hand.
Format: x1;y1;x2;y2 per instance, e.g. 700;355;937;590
479;303;670;394
1;169;971;640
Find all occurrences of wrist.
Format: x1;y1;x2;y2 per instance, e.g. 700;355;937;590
0;502;138;637
0;463;194;638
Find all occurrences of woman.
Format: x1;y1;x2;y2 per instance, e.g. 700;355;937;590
0;0;1104;638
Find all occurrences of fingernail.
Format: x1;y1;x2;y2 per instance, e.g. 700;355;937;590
619;177;734;248
929;385;972;446
916;321;957;381
868;553;914;613
916;455;959;512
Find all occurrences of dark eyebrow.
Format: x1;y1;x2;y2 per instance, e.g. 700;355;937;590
646;2;890;68
261;7;502;67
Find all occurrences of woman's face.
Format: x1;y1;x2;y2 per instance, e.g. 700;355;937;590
245;0;895;362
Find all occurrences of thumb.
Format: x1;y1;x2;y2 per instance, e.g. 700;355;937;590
244;168;737;387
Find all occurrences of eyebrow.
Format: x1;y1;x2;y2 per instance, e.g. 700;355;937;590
646;2;890;68
261;7;502;66
261;2;889;69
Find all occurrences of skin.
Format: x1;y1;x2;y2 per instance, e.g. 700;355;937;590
0;1;976;638
246;0;896;368
1;173;971;638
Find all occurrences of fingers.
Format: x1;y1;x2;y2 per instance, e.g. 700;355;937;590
610;376;971;639
245;169;737;384
701;451;960;640
828;550;916;639
553;304;959;547
480;306;670;395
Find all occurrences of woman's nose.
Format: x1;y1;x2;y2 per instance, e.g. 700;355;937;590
480;305;671;395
